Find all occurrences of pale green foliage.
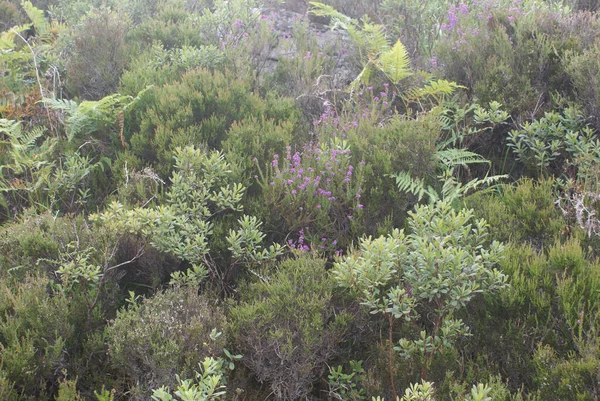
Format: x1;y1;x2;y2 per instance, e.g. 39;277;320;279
45;89;151;142
392;103;508;204
393;168;506;204
0;119;107;212
399;380;435;401
309;2;411;90
371;380;492;401
151;357;227;401
333;200;507;371
309;2;461;107
507;107;599;177
54;243;102;293
92;146;281;284
21;1;48;38
377;40;412;84
0;119;55;209
328;360;367;401
405;79;464;109
438;101;510;151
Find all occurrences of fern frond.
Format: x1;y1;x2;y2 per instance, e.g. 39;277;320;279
44;98;79;115
309;2;353;31
435;148;490;168
391;171;428;201
377;39;412;84
2;24;32;48
360;21;390;55
406;80;463;104
21;1;49;39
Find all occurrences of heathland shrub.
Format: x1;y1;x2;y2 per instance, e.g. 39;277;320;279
462;235;600;393
0;275;74;399
229;256;351;401
122;69;299;178
464;178;565;246
107;286;227;398
261;138;366;255
314;102;441;233
64;9;129;100
563;43;600;130
436;2;600;122
332;200;506;397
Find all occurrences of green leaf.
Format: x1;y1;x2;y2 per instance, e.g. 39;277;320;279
377;39;412;84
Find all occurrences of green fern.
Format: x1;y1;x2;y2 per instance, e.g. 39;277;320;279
435;149;490;170
45;94;135;142
392;171;433;202
393;168;506;205
405;79;463;105
377;40;412;84
21;1;49;39
310;2;402;90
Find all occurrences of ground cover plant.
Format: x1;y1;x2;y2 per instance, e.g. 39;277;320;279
1;0;600;400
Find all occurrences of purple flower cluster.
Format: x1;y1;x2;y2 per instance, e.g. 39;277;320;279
270;145;361;208
287;229;344;257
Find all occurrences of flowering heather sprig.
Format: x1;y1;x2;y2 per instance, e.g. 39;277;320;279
263;140;365;255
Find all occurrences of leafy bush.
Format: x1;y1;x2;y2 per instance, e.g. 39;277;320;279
332;199;506;397
261;138;365;254
229;256;351;401
64;9;129;100
464;178;565;246
563;43;600;129
507;107;598;178
93;146;282;290
107;286;227;398
0;274;74;399
122;69;299;178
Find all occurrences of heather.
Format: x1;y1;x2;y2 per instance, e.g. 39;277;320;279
1;0;600;400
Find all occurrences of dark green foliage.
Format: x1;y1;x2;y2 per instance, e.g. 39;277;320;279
0;275;74;399
64;9;129;100
122;68;299;178
3;0;600;398
106;286;227;398
437;6;600;122
463;236;600;395
533;343;600;400
0;1;27;31
563;43;600;129
315;107;441;233
229;256;351;401
0;212;91;279
464;179;565;246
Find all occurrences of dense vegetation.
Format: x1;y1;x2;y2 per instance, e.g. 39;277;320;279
1;0;600;399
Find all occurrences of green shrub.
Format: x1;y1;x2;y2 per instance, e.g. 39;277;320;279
106;286;227;398
122;69;299;178
533;342;599;401
261;138;366;254
464;179;565;246
0;274;74;399
314;104;440;234
0;1;27;32
464;235;600;393
564;43;600;130
436;3;600;122
64;9;129;100
229;256;351;401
